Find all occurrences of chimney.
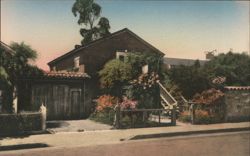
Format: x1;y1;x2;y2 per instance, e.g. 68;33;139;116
75;45;81;49
79;64;85;73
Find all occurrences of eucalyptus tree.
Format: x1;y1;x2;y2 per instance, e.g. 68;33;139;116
72;0;111;45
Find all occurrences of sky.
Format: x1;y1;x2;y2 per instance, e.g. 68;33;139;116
1;0;249;70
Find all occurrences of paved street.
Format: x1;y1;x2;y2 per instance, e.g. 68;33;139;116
0;131;249;156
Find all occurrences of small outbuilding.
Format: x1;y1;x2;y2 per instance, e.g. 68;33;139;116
18;71;93;120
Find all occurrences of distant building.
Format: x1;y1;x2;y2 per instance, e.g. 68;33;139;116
205;50;216;60
163;57;208;69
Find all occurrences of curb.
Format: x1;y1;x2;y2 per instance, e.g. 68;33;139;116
0;130;50;138
128;127;250;140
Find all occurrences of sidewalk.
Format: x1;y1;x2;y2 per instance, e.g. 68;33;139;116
0;122;249;151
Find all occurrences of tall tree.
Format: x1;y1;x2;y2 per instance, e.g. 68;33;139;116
204;52;250;86
0;42;43;112
72;0;110;45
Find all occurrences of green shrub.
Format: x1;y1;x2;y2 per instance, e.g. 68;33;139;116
194;110;211;124
0;112;42;135
178;111;191;123
89;111;115;125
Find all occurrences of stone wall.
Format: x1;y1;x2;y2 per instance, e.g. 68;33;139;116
224;89;250;122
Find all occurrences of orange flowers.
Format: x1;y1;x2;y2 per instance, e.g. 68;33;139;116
96;95;117;112
192;88;224;105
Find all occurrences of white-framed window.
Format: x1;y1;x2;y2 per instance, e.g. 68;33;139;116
142;64;149;74
52;66;56;71
74;56;80;68
116;51;127;62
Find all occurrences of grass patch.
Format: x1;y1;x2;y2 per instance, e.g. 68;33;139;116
89;111;114;126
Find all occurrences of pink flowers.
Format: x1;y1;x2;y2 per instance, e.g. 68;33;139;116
212;76;226;85
130;72;160;90
120;96;138;110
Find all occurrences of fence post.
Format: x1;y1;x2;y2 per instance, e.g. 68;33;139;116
190;104;196;124
171;106;176;126
115;105;121;129
158;110;161;124
40;103;47;131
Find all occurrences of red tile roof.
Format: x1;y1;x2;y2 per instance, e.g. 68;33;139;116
224;86;250;91
44;71;90;79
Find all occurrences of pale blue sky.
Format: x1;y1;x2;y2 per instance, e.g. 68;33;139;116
1;0;249;70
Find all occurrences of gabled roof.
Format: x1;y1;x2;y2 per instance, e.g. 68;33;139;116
0;41;15;55
48;28;165;66
164;57;207;66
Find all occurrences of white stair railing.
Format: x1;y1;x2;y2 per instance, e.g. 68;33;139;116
158;82;178;108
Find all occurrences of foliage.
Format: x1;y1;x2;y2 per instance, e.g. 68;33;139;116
99;59;132;97
204;52;250;86
192;88;224;105
95;95;117;112
166;61;210;99
72;0;110;45
119;114;163;129
99;53;163;108
126;72;160;109
192;88;225;124
194;110;212;124
120;96;137;110
0;112;43;134
125;52;163;78
89;111;114;125
178;111;191;123
165;52;250;99
0;42;43;112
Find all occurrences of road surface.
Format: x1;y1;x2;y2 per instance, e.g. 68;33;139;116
0;131;249;156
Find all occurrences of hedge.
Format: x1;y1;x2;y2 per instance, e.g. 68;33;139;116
0;112;43;135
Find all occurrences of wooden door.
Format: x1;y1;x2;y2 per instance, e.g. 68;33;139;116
70;89;81;119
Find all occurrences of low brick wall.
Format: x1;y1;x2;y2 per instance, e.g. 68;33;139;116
0;112;43;135
224;88;250;122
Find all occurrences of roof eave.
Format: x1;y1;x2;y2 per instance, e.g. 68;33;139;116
47;28;165;66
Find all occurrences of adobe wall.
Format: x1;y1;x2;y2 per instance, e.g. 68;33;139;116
224;90;250;122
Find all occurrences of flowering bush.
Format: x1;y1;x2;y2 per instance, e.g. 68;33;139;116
178;111;191;123
127;72;160;109
192;88;224;105
130;72;160;90
120;97;138;110
194;110;212;124
212;76;226;85
96;95;117;112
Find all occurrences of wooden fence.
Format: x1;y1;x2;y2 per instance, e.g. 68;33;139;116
114;106;177;129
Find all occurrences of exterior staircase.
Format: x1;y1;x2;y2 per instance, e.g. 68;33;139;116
158;82;178;110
